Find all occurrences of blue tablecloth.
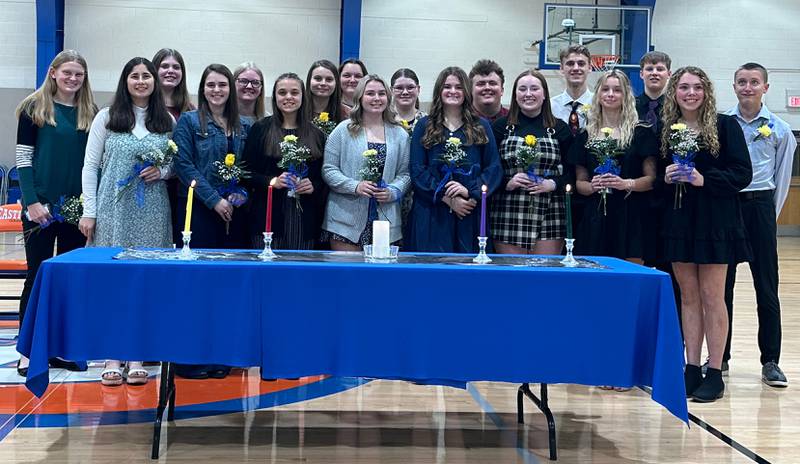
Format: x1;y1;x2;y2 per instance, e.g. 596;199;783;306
17;247;688;423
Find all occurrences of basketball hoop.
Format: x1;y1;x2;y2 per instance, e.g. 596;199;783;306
591;54;620;72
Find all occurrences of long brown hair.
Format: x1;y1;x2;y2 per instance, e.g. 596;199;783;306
107;57;173;134
306;59;342;122
15;49;97;130
197;64;241;135
261;73;324;159
507;69;556;128
422;66;488;149
152;48;193;113
660;66;720;157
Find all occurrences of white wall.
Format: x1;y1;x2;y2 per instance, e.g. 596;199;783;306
0;0;36;89
360;0;620;107
64;0;341;95
1;0;798;170
653;0;800;128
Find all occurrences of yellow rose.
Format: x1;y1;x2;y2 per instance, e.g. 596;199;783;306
524;134;537;147
579;104;591;114
670;123;687;131
319;112;329;122
283;134;298;143
363;149;378;157
600;127;613;136
447;137;461;146
167;139;178;152
79;193;85;204
757;125;772;138
224;153;236;167
401;119;409;128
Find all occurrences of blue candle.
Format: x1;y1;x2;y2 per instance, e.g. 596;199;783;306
480;184;487;237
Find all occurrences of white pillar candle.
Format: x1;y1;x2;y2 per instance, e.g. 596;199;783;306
372;220;390;258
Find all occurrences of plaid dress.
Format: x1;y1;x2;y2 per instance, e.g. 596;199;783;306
490;126;566;249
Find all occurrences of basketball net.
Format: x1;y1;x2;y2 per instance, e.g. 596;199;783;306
591;54;620;72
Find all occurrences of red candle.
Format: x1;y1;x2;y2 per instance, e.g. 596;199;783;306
266;178;275;232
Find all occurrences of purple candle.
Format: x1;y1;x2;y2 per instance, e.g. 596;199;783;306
480;184;487;237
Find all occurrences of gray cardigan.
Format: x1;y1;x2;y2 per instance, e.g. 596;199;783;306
322;120;411;243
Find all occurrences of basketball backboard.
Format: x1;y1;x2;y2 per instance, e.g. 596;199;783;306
540;4;652;69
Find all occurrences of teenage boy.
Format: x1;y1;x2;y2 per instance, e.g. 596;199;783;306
469;59;508;122
635;51;672;135
723;62;795;387
550;45;593;135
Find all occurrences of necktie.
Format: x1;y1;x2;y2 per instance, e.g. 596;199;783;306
645;100;659;134
568;101;581;135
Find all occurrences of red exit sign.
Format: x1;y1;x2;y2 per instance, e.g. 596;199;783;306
788;94;800;108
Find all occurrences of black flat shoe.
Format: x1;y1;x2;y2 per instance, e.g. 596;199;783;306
16;360;28;377
48;357;86;372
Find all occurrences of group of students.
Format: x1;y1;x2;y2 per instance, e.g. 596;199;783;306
13;45;793;403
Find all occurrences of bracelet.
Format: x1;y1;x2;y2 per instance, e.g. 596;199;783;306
624;179;634;199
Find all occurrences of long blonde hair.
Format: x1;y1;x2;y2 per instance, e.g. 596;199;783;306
586;70;638;148
347;74;400;134
15;50;97;130
660;66;720;157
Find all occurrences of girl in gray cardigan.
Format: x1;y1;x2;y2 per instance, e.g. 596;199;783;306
322;74;411;249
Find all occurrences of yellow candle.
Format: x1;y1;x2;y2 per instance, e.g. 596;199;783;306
184;179;196;232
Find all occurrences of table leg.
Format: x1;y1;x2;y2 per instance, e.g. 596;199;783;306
517;383;557;461
151;361;174;459
167;363;176;421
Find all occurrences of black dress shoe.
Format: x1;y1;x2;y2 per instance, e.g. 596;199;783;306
48;357;86;372
16;360;28;377
692;368;725;403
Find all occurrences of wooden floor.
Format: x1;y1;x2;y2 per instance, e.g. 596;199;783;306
0;236;798;463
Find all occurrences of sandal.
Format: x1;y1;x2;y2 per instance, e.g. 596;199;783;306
101;367;124;386
125;363;149;385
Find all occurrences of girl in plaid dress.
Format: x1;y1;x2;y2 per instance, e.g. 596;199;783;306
490;70;574;254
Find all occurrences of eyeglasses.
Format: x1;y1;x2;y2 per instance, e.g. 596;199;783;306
236;78;262;88
392;85;418;93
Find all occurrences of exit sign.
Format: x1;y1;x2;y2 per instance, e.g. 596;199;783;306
787;89;800;108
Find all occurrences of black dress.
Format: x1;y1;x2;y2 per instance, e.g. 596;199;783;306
242;117;328;249
660;114;752;264
568;125;658;260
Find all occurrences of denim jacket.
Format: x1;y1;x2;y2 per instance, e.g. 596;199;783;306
173;110;250;209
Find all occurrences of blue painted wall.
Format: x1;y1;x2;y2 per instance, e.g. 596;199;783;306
35;0;65;87
621;0;656;95
339;0;362;62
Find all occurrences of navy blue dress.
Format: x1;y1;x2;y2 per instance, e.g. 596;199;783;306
406;117;502;253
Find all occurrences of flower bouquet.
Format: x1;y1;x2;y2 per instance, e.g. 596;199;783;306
277;134;312;210
312;112;337;136
586;127;623;216
116;139;177;206
667;123;699;209
24;195;83;238
434;136;476;200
